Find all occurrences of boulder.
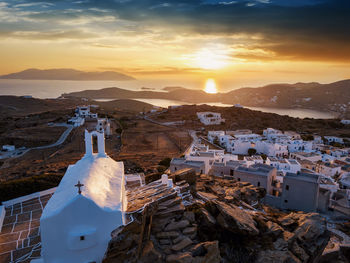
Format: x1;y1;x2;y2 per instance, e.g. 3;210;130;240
165;220;190;231
266;221;284;237
213;201;259;235
291;242;309;262
183;211;195;223
172;168;197;185
256;250;301;263
292;213;330;262
171;237;193;252
191;241;221;263
156;231;180;239
196;207;216;228
139;241;162;263
183;227;197;235
166;252;193;263
173;235;185;244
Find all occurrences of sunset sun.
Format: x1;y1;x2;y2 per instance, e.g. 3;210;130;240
204;78;218;94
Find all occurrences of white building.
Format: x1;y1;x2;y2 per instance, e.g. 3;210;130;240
313;135;323;144
290;152;322;163
37;130;125;263
286;159;302;174
321;153;336;163
226;129;252;136
235;134;262;142
219;133;262;155
330;149;349;158
263;128;282;139
284;131;301;140
244;156;264;167
287;140;313;153
266;158;301;174
76;106;98;119
265;157;280;169
324;136;344;145
315;162;342;178
227;140;255;155
68;116;85;127
341;120;350;125
207;131;225;143
255;141;288;157
185;144;237;174
2;145;15;152
197;112;225;125
339;173;350;189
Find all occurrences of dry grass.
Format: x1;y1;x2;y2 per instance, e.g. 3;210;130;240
117;119;191;170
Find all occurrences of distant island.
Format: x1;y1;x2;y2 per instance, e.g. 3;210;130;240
0;68;135;81
63;79;350;118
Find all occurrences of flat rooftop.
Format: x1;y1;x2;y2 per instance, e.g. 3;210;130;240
292;152;320;157
285;172;320;183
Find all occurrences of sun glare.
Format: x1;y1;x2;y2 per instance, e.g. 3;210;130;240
194;48;229;70
204;78;218;94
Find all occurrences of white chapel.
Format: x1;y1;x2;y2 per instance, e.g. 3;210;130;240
33;130;126;263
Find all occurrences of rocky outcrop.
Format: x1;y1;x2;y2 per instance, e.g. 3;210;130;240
103;171;330;263
103;177;221;263
320;244;350;263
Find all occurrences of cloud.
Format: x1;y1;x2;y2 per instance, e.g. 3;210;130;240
0;0;349;62
0;29;99;40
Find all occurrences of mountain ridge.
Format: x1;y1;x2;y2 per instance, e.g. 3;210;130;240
0;68;135;81
63;79;350;117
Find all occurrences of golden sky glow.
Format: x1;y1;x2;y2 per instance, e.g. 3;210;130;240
0;0;349;90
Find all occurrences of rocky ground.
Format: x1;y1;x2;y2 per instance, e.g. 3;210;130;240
103;169;334;263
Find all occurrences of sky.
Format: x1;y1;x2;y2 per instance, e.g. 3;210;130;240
0;0;349;90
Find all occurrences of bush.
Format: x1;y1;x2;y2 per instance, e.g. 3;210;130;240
157;165;167;173
248;148;257;156
301;134;314;141
158;157;171;167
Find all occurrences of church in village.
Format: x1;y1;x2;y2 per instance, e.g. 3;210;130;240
32;130;127;263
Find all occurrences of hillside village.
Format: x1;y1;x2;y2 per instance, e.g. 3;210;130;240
0;100;350;262
171;111;350;218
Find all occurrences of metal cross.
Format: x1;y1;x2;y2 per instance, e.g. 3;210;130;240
75;181;84;195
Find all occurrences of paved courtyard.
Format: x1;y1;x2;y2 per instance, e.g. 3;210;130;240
0;194;52;263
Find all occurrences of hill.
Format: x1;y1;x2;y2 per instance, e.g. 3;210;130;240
96;99;154;112
0;96;78;116
0;68;135;81
63;79;350;117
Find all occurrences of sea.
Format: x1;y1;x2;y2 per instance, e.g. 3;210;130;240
0;79;337;119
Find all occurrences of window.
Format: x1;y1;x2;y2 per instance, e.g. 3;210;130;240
238;178;241;181
286;185;289;190
257;182;260;187
80;236;85;241
174;167;177;171
230;169;234;176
